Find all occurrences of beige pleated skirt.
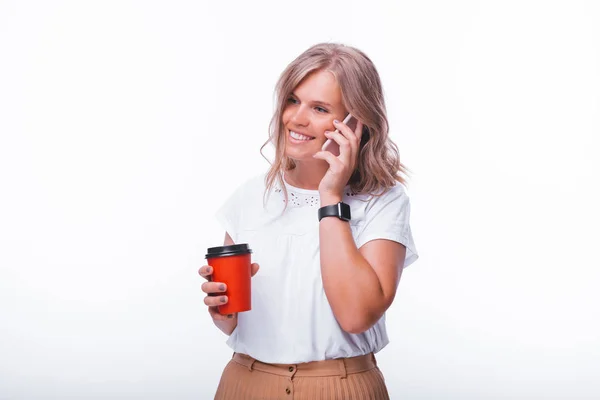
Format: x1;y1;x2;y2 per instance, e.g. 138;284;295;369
214;352;390;400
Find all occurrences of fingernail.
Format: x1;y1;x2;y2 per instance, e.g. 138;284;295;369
333;120;339;124
220;296;227;303
219;284;225;291
206;267;212;273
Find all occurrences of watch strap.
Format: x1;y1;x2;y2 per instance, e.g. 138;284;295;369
318;202;351;222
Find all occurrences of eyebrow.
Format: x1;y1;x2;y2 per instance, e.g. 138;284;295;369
290;92;333;108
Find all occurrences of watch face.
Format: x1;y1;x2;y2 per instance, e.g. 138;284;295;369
339;202;351;221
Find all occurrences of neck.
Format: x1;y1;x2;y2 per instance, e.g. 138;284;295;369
285;160;329;190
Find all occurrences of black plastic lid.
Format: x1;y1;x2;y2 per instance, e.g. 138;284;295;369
205;243;252;259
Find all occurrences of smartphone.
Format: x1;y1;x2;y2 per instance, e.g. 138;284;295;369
321;113;355;157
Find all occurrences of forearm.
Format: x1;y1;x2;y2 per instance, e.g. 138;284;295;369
319;196;387;333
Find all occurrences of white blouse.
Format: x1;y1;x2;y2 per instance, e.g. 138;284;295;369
215;173;418;364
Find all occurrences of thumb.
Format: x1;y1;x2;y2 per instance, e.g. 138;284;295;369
250;262;260;277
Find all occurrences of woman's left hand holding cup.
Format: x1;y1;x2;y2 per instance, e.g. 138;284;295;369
199;262;260;322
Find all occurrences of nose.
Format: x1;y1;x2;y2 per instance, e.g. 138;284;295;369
290;105;310;127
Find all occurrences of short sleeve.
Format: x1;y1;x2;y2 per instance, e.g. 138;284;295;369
214;174;265;244
215;185;244;244
355;185;419;268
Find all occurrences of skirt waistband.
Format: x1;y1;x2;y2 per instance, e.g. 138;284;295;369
231;352;377;378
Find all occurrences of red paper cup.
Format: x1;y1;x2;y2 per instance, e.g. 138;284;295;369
205;244;252;314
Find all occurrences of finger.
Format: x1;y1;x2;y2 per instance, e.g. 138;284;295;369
313;151;345;173
324;130;353;166
324;130;352;156
204;294;229;307
208;306;236;321
250;263;260;277
329;123;358;162
201;281;228;294
333;119;359;143
198;265;213;280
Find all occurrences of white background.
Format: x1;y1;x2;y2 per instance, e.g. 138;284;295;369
1;1;599;399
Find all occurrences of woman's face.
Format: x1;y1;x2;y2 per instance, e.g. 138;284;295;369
282;70;347;162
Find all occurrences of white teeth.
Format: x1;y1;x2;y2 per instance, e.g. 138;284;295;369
290;131;313;141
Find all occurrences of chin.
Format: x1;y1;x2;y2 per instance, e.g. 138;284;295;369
284;144;318;162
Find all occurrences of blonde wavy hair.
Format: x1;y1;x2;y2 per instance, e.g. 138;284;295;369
261;43;409;202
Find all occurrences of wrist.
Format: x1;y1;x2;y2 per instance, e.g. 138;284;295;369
319;192;343;207
318;201;351;222
214;315;238;335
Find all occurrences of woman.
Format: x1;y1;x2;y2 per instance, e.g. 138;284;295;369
199;43;418;399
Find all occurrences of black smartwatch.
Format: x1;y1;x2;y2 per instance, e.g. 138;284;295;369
318;202;351;222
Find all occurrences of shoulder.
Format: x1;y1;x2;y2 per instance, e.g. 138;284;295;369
364;182;409;211
344;182;409;223
231;172;268;196
377;182;408;199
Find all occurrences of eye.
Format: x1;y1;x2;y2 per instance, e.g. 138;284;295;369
315;106;329;113
287;97;299;104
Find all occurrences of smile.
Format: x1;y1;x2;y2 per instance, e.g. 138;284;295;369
289;131;315;141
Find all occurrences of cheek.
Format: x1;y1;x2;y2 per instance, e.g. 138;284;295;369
316;120;333;136
281;108;293;125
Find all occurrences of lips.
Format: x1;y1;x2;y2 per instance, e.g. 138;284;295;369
289;130;315;141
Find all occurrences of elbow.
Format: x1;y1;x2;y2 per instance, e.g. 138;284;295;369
341;322;371;335
336;297;395;334
338;311;382;334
